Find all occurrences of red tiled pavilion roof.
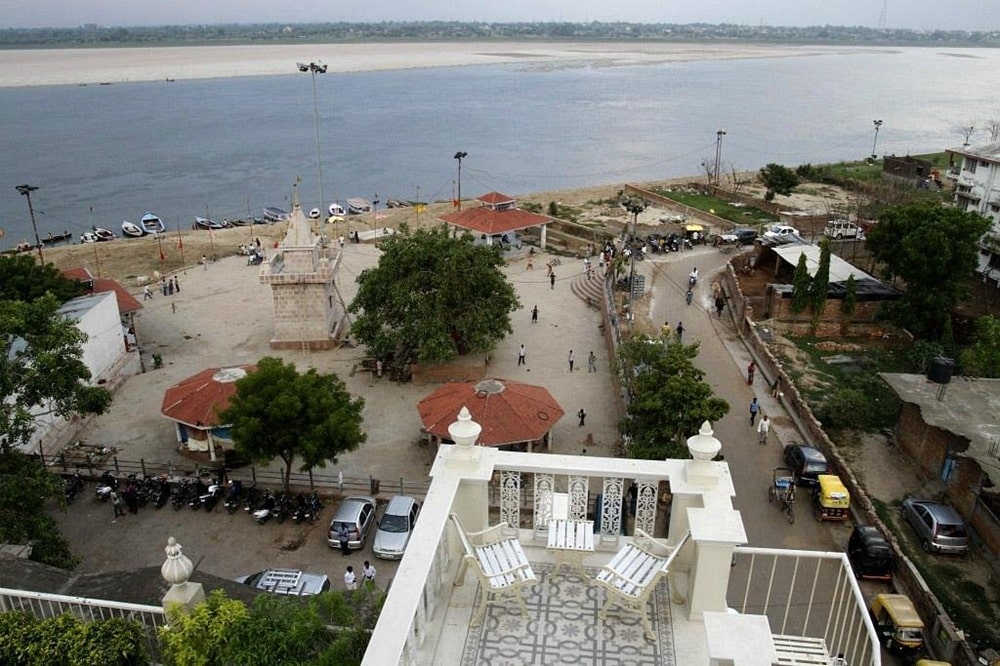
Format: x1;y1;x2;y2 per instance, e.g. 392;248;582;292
477;191;516;206
161;365;255;429
61;267;142;314
417;377;564;447
440;206;551;236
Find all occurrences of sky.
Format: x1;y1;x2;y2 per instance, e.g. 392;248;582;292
2;0;999;31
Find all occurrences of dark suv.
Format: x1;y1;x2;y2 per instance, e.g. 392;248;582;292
783;444;829;487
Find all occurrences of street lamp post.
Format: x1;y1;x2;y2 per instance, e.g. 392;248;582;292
714;129;727;186
454;151;467;210
15;184;44;264
624;199;645;334
871;119;883;160
298;61;328;219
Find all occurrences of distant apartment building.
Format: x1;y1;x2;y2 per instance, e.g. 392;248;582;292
949;142;1000;280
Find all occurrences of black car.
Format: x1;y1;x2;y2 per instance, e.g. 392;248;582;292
847;525;894;581
731;228;758;245
782;444;829;487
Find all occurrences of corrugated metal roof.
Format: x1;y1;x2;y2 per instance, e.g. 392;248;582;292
771;244;876;283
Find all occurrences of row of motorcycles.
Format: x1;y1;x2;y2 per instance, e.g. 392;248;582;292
68;470;324;525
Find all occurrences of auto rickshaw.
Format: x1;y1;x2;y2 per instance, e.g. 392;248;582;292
813;474;850;522
683;223;706;245
847;525;894;581
870;593;925;655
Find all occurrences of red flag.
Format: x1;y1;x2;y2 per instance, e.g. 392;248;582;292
159;250;166;261
177;237;184;249
452;199;459;209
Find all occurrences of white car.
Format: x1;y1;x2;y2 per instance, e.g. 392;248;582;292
763;224;799;240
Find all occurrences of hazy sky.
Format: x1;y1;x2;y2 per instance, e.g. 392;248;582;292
3;0;999;31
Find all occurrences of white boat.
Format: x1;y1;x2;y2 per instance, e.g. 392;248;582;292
121;220;144;238
83;226;115;243
346;198;371;214
263;207;290;223
308;208;322;219
195;216;226;230
140;212;165;234
328;202;346;217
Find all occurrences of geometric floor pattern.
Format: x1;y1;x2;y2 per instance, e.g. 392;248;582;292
461;564;674;666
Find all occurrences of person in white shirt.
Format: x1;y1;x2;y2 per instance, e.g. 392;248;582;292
757;414;771;444
344;565;357;590
362;560;377;586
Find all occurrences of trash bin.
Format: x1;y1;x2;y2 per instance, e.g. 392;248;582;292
370;478;380;495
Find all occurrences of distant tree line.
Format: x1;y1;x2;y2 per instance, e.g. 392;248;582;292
1;21;998;49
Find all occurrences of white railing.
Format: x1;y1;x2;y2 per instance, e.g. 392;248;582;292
0;587;166;657
730;547;881;666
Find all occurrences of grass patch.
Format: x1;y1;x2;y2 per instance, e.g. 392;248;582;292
648;188;778;227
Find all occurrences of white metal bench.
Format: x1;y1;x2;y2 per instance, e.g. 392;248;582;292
594;529;689;640
450;514;538;626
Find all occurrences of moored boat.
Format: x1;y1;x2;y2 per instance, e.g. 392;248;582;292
328;202;346;217
42;230;73;245
121;220;144;238
140;212;165;234
308;208;322;219
81;226;115;243
346;198;371;214
263;206;290;223
195;216;226;230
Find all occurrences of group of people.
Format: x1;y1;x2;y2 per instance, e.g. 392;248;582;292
343;560;377;590
143;275;181;301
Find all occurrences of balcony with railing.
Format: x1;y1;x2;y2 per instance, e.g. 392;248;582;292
362;414;881;666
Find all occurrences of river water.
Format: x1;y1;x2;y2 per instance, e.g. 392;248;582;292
1;45;997;246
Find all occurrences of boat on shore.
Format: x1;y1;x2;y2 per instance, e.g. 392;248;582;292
346;198;371;214
140;212;165;234
263;206;290;223
308;208;322;219
81;226;115;243
42;230;73;245
329;203;346;217
195;216;226;230
121;221;144;238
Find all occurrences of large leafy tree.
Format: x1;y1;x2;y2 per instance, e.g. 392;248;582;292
218;357;365;491
348;224;520;366
619;336;730;460
0;254;83;303
1;294;112;450
960;315;1000;377
866;202;990;337
759;163;799;202
0;450;78;568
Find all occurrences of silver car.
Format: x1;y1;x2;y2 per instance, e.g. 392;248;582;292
235;568;330;596
373;495;420;560
901;498;970;555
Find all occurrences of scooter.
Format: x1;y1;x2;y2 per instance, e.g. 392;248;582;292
64;471;85;503
224;480;243;515
252;491;276;524
95;471;118;502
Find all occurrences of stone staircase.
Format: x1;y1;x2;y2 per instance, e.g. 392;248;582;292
570;272;605;310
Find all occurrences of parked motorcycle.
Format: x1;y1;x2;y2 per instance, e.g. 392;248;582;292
153;476;171;509
252;490;276;524
95;471;118;502
63;471;85;504
224;480;244;515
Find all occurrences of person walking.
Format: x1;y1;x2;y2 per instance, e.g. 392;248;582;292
518;344;526;366
577;408;587;427
686;288;693;306
339;234;345;248
173;276;180;293
111;490;124;519
588;351;597;373
143;285;153;300
531;305;538;324
202;255;208;270
549;272;556;289
771;376;783;398
338;523;351;556
757;414;771;444
747;361;756;385
749;397;760;426
344;566;357;591
568;349;575;372
675;321;685;343
362;560;377;587
715;295;725;318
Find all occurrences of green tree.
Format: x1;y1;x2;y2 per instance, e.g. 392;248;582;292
160;590;250;666
618;336;730;460
218;357;365;491
0;450;78;568
0;254;83;304
0;612;148;665
841;274;857;316
348;224;519;367
960;315;1000;377
0;295;112;449
758;163;799;202
866;202;990;337
791;252;811;313
809;239;831;321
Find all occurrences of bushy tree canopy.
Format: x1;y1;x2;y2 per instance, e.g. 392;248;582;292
0;254;83;304
218;357;365;491
619;336;730;460
960;315;1000;377
0;450;78;568
759;163;799;202
1;294;112;449
348;224;520;365
866;202;990;337
791;252;811;313
0;612;149;665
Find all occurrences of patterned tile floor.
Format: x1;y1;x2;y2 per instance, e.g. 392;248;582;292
461;564;674;665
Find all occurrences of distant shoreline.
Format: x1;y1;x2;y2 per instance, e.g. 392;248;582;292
0;41;875;88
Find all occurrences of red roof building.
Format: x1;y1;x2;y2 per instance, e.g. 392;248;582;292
417;377;564;451
439;192;554;249
161;365;255;461
61;267;143;315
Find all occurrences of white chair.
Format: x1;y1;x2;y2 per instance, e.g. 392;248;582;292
594;529;689;640
450;514;538;626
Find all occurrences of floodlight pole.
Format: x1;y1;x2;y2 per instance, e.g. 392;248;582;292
871;119;883;159
714;129;726;185
15;184;44;264
298;61;328;218
454;151;467;210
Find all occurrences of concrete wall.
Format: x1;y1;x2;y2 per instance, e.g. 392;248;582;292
73;291;126;382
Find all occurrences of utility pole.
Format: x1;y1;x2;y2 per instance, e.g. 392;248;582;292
714;130;727;186
454;151;467;210
297;61;328;221
15;184;44;264
871;119;883;160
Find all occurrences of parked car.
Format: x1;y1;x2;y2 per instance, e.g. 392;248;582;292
731;228;758;245
782;444;829;487
824;219;860;239
327;496;377;550
763;224;799;240
373;495;421;560
900;498;970;555
847;525;894;581
235;568;330;596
